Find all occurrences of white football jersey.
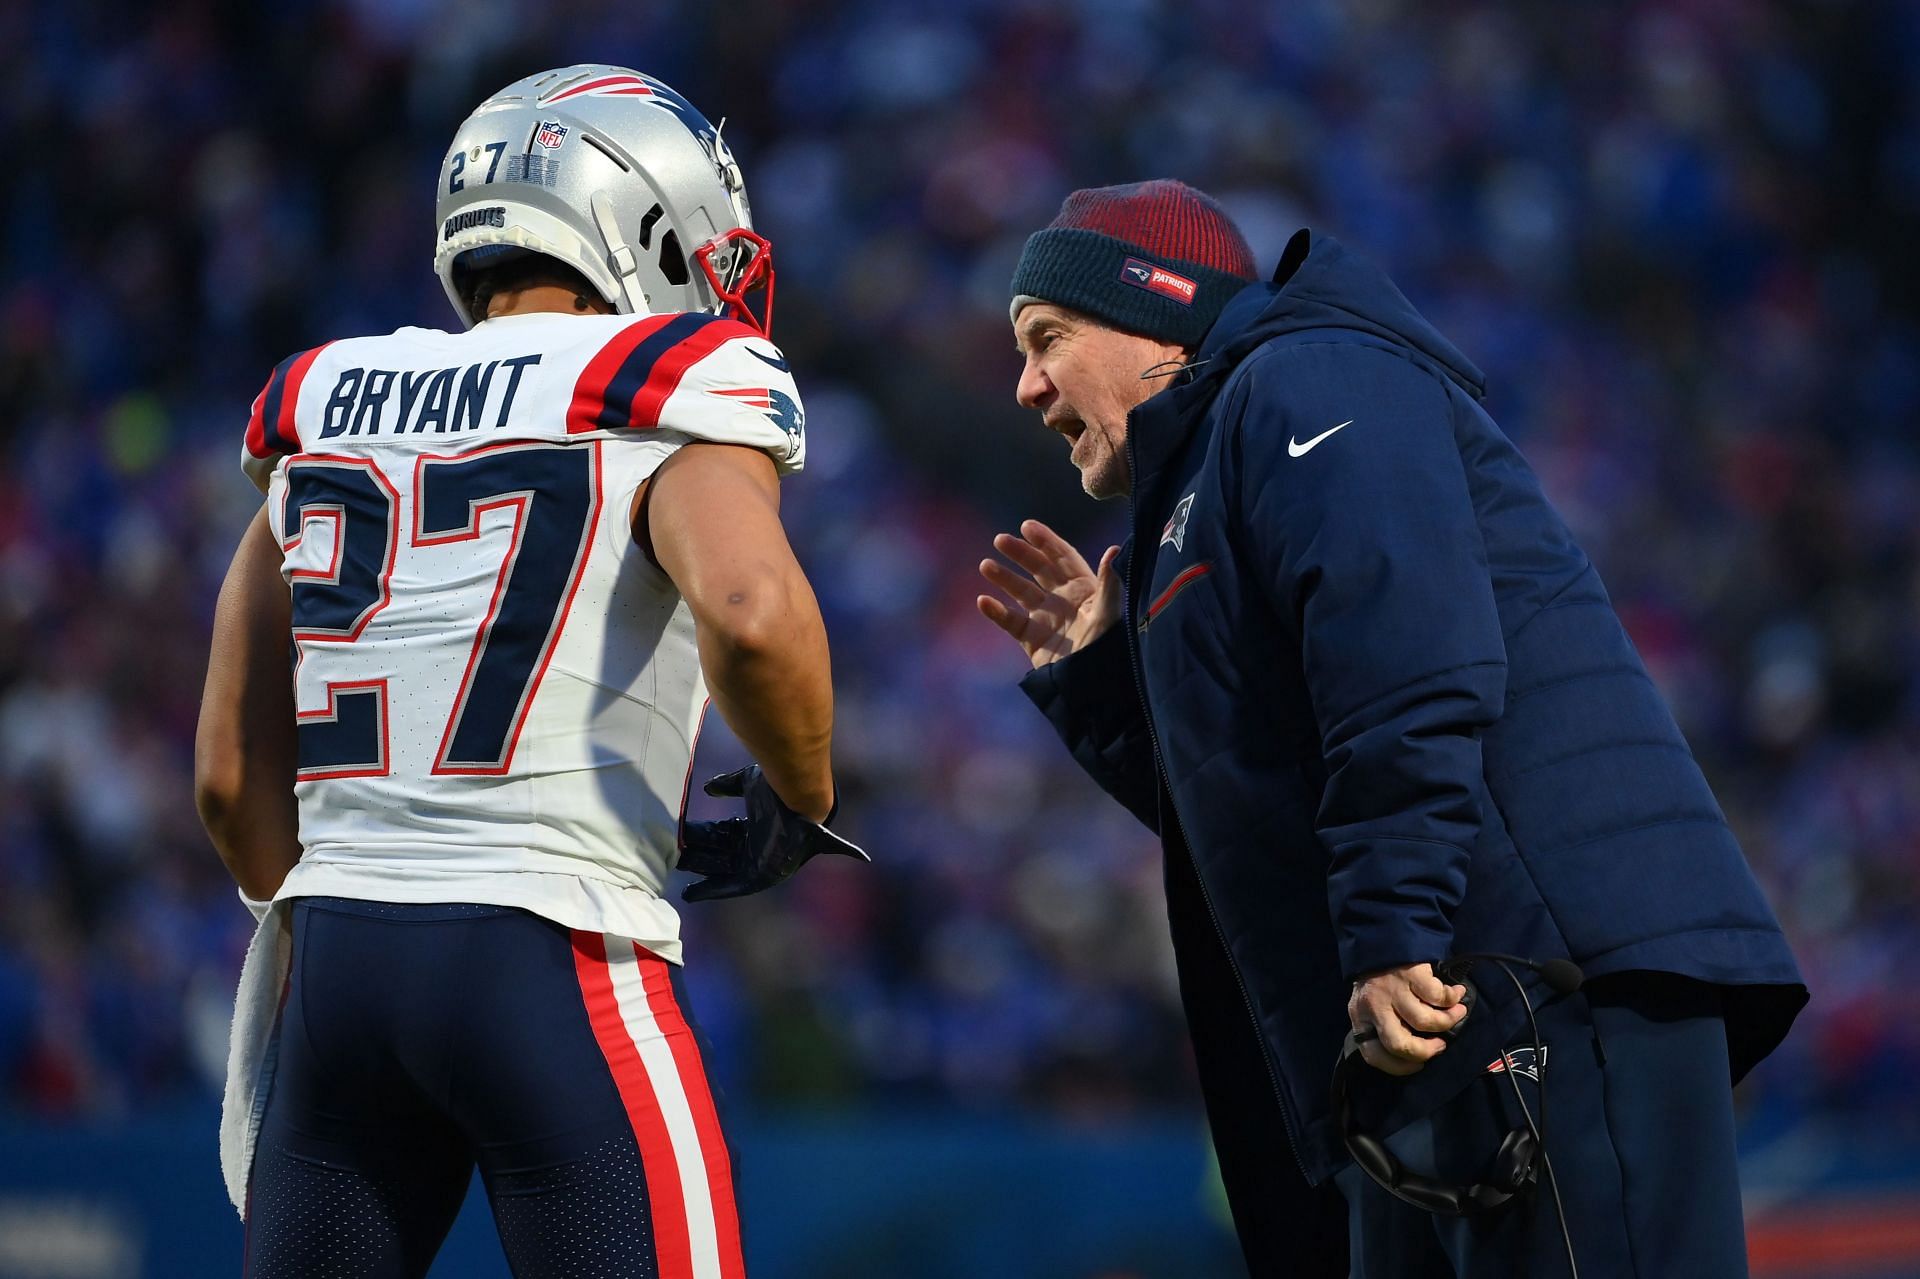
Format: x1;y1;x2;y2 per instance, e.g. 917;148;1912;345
239;310;806;959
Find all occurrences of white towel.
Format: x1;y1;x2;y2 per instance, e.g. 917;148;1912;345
219;893;291;1216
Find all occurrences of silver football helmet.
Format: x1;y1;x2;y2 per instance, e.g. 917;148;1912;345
433;66;773;332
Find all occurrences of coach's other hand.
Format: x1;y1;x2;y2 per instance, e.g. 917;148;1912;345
977;520;1123;669
1348;962;1470;1077
678;765;870;902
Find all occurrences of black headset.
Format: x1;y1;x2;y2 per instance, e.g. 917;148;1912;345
1330;953;1586;1276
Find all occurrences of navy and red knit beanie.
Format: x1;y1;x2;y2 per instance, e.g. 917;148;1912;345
1009;179;1258;349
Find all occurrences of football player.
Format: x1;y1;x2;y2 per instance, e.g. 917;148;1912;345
194;65;865;1279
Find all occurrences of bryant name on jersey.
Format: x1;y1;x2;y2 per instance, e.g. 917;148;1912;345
318;354;544;437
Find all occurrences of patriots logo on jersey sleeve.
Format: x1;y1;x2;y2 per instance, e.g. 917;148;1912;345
709;387;804;463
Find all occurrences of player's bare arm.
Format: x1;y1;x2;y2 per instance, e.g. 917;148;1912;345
195;505;301;901
639;441;835;822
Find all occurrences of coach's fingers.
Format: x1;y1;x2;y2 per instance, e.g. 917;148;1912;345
979;558;1047;609
1352;984;1450;1064
1358;1037;1428;1077
1371;1010;1449;1065
993;532;1069;587
1390;985;1466;1036
1020;520;1096;581
1405;964;1468;1011
976;593;1029;637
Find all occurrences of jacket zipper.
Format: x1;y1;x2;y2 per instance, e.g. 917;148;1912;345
1125;428;1309;1181
1139;562;1212;632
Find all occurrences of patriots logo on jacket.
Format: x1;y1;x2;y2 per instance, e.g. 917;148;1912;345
710;387;805;462
1485;1045;1546;1083
1160;493;1196;551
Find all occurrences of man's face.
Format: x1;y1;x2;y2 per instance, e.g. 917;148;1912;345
1013;304;1188;500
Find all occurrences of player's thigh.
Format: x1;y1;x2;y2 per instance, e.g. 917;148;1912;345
452;919;744;1279
244;907;474;1278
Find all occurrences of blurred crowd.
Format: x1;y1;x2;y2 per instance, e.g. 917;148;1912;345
2;0;1916;1160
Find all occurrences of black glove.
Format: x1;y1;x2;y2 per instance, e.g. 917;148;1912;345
677;765;870;902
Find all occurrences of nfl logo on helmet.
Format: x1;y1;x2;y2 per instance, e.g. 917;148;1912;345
535;120;568;149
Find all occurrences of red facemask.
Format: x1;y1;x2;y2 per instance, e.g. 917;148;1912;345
694;228;775;337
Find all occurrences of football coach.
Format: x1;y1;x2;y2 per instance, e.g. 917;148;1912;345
976;180;1807;1278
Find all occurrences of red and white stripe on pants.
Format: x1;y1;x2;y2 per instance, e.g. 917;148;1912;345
572;931;745;1279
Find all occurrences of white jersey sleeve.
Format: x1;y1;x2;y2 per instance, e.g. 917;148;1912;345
231;309;808;958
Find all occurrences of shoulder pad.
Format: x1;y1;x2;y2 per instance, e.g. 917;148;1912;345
565;313;803;471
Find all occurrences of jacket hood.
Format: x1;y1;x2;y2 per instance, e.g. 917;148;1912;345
1198;230;1486;400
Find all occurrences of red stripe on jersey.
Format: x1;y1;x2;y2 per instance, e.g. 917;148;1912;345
639;944;746;1279
568;316;677;435
245;387;266;457
628;319;762;430
572;931;696;1279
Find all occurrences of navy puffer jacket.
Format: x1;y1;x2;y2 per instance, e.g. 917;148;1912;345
1021;232;1805;1194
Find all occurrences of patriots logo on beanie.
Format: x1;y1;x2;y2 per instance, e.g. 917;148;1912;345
1009;179;1258;348
1119;257;1198;305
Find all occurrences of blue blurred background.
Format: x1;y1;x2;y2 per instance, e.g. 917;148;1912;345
2;0;1917;1275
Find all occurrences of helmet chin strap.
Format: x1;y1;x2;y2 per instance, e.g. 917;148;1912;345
590;190;651;315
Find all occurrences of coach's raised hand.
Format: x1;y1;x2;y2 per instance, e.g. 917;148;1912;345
977;520;1122;668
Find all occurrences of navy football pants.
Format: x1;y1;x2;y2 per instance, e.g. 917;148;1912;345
243;898;744;1279
1334;974;1750;1278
